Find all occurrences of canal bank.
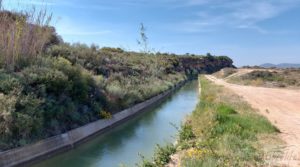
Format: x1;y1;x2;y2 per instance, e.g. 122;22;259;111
32;80;198;167
0;80;199;167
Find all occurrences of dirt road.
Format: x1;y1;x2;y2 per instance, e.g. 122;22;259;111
206;75;300;166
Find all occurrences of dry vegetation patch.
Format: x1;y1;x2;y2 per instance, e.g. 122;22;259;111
227;69;300;89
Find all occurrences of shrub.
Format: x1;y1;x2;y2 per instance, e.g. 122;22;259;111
179;124;195;142
0;70;21;94
0;93;17;138
137;155;156;167
137;144;176;167
106;81;125;99
22;66;69;94
0;91;43;149
242;71;282;82
100;47;124;53
93;75;105;88
99;111;112;119
153;144;176;166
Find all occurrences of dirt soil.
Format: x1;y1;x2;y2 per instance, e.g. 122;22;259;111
206;75;300;167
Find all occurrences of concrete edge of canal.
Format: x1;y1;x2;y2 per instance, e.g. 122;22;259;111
0;80;188;167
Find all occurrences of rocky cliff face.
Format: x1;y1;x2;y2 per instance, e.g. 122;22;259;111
49;45;234;79
178;55;234;76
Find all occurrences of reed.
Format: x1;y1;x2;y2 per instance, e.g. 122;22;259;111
0;0;53;71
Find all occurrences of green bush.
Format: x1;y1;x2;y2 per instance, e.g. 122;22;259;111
0;93;17;140
106;81;125;99
0;70;21;94
99;111;112;119
22;66;69;94
0;56;109;149
138;144;176;167
242;71;283;82
153;144;176;166
0;91;43;149
179;124;195;142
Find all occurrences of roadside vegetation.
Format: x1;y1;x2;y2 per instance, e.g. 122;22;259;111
178;76;281;166
0;5;233;151
142;76;282;167
228;69;300;88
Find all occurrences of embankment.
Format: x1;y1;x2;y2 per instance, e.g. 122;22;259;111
0;81;186;167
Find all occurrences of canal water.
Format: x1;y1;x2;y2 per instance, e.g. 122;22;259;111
33;80;199;167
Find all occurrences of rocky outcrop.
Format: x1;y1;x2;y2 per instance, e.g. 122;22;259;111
178;55;234;77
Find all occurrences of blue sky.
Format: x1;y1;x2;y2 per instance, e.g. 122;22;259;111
4;0;300;66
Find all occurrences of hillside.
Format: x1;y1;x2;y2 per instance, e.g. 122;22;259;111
0;10;233;151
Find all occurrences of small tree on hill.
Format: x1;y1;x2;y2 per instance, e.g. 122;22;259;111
137;23;149;54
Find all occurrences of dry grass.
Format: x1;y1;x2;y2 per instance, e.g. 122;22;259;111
0;1;54;70
228;69;300;89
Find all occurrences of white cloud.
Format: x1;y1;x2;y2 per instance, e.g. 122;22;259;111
176;0;300;33
55;17;112;36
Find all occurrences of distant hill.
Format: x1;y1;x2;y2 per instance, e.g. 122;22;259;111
260;63;300;68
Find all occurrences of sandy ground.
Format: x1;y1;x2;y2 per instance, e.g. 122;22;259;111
205;75;300;167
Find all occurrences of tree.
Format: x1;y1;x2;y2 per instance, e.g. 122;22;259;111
137;23;149;53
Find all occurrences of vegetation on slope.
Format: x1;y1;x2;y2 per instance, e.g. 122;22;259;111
143;76;281;167
228;69;300;88
0;8;233;151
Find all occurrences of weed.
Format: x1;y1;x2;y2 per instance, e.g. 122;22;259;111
137;144;176;167
179;124;196;142
153;144;176;166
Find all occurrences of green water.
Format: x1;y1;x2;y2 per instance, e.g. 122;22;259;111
33;81;199;167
